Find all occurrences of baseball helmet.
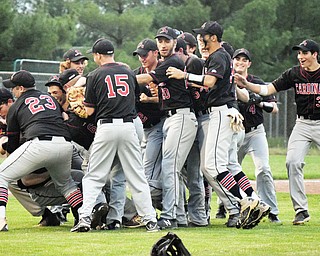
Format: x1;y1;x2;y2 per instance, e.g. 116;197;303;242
150;232;191;256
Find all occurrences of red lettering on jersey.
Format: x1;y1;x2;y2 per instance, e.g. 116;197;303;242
25;95;57;114
295;83;320;94
105;74;130;98
161;88;170;100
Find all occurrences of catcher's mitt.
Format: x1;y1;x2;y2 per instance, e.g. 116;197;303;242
67;87;88;118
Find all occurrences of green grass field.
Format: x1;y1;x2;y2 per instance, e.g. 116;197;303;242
1;149;320;255
2;193;320;256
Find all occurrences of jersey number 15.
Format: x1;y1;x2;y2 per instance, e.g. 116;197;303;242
105;74;130;98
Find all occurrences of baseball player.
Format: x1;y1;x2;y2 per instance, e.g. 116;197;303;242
0;88;61;226
235;39;320;225
233;48;281;224
174;38;209;227
0;70;83;232
166;21;259;228
72;38;158;233
136;26;198;229
178;32;198;56
133;38;165;211
60;49;89;76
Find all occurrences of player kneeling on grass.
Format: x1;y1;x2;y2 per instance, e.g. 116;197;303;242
0;70;83;232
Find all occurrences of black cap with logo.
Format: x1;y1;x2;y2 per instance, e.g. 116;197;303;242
2;70;35;88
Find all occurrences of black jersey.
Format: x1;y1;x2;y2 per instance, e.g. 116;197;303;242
84;62;138;122
149;54;193;111
65;111;96;150
134;65;166;128
186;56;208;113
238;74;276;129
272;65;320;116
6;89;71;153
204;47;236;107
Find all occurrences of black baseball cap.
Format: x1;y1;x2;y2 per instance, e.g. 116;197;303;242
292;39;320;53
2;70;35;88
0;88;13;103
59;69;80;86
232;48;251;61
45;74;63;88
155;26;178;40
63;49;88;62
175;38;188;55
192;21;223;39
178;32;197;47
87;38;114;55
133;39;158;56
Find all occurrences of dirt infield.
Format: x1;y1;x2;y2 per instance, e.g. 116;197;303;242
251;179;320;194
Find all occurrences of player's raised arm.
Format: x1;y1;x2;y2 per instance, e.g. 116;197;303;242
166;66;218;88
234;73;277;96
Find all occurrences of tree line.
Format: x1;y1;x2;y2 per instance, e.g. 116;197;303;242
0;0;319;81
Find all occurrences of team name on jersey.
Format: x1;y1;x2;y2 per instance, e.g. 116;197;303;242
295;83;320;95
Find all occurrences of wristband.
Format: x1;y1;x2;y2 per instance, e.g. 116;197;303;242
259;85;268;96
187;73;205;85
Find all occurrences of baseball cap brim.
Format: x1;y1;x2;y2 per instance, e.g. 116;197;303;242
133;48;149;56
192;28;206;35
292;45;309;51
70;56;89;62
155;34;173;40
2;79;16;89
44;80;62;87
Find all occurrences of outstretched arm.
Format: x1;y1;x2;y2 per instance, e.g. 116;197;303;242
234;73;277;96
166;67;217;88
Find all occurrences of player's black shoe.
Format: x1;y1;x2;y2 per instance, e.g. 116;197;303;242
38;208;60;227
145;221;159;232
157;218;178;230
70;216;91;232
292;210;310;225
225;213;240;227
106;220;121;230
216;205;227;219
268;213;282;224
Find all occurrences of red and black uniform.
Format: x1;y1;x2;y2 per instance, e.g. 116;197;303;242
6;89;71;154
186;56;208;115
238;74;276;133
134;65;166;128
273;65;320;118
84;63;138;121
149;54;193;111
204;48;236;108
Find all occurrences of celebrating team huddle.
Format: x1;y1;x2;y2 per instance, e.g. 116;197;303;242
0;20;319;234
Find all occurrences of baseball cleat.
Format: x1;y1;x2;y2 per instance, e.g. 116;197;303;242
157;218;178;230
268;213;282;224
70;216;91;232
216;205;227;219
123;214;145;228
38;208;61;227
236;197;259;229
91;203;109;230
242;201;271;229
292;210;310;225
145;221;160;232
225;213;240;228
0;218;8;232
